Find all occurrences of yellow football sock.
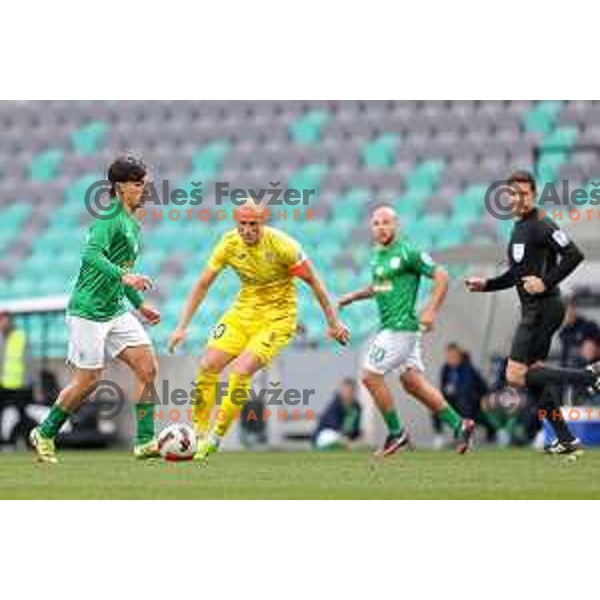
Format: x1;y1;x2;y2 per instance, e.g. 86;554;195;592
192;369;220;437
214;372;252;438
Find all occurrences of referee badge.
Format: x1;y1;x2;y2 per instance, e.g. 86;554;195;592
552;229;569;248
512;243;525;263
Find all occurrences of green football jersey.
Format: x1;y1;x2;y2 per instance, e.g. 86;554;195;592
371;237;437;331
67;207;144;322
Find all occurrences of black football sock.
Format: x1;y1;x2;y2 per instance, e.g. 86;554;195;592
526;366;595;388
534;384;575;444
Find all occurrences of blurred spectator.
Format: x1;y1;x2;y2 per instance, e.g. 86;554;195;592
313;377;362;450
433;343;494;448
566;338;600;406
559;300;600;367
575;338;600;368
0;311;34;446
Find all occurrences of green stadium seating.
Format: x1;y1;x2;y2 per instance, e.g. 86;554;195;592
71;121;109;155
523;101;563;134
29;148;64;181
7;100;593;353
541;125;578;150
405;159;446;192
288;163;329;196
362;133;401;168
289;110;331;145
191;140;230;175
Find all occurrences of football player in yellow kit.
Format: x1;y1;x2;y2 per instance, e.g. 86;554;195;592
168;200;349;461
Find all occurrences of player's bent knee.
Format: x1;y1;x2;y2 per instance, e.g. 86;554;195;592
137;357;158;383
199;349;231;374
361;369;382;389
230;361;259;378
400;370;422;395
74;368;102;391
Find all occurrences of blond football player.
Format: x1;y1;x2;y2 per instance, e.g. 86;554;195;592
168;200;349;461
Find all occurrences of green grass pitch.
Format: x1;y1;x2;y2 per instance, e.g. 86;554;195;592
2;449;600;499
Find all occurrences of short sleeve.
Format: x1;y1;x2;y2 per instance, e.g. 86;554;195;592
207;234;229;272
276;233;307;271
408;246;437;278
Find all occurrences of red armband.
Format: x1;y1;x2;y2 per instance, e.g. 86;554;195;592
289;259;310;280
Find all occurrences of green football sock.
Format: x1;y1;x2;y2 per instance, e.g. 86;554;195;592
438;405;462;435
381;408;402;436
38;404;70;439
135;402;155;445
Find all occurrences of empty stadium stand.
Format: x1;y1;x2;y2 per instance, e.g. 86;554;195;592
1;100;599;356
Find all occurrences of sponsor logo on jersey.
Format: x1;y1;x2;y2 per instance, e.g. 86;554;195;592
212;323;227;339
390;256;402;270
373;280;393;292
512;243;525;263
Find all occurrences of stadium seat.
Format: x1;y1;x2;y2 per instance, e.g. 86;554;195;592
361;133;401;168
71;121;109;155
523;101;563;134
29;148;64;181
289;109;331;145
3;100;598;353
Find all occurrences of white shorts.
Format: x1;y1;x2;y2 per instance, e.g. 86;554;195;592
66;312;152;369
363;330;425;376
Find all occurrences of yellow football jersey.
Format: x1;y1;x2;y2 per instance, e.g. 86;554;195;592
207;226;307;320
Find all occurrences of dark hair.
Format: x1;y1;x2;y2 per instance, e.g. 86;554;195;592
107;155;147;198
341;377;356;389
446;342;462;352
508;170;536;193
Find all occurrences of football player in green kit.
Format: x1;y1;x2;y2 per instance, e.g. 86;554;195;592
30;156;161;463
338;205;474;457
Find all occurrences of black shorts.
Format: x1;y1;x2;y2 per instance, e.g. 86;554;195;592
509;296;565;365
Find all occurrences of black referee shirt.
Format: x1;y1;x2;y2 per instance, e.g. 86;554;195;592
485;208;584;312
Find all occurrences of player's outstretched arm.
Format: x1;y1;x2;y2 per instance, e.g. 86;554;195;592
337;285;375;308
83;220;152;291
168;268;219;353
466;269;514;293
294;261;350;346
420;267;449;331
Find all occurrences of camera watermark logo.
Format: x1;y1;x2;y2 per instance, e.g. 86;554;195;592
83;178;316;222
84;180;123;221
484;179;600;221
482;386;527;415
484;180;525;221
86;379;317;423
87;379;126;420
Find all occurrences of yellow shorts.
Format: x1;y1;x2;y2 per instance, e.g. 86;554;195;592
206;309;296;365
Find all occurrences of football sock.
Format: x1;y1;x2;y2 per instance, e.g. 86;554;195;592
135;402;155;445
533;384;576;444
214;372;252;438
38;404;70;439
482;410;503;432
526;366;594;388
437;405;463;435
192;369;220;437
381;408;402;436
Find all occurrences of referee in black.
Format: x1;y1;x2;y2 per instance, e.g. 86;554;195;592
466;170;600;455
